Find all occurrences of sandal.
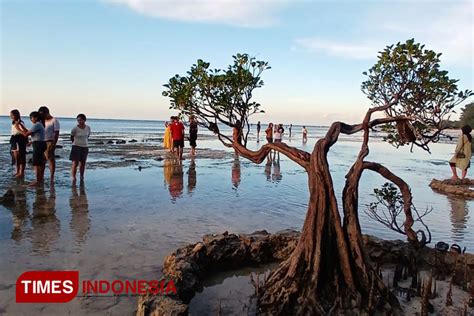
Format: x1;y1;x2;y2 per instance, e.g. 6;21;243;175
435;241;449;252
450;243;466;254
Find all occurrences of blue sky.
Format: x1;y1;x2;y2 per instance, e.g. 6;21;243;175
1;0;472;125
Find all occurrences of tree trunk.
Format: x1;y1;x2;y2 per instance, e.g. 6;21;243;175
258;138;396;315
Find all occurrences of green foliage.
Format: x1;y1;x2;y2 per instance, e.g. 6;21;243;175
369;183;403;217
459;102;474;128
162;54;270;146
362;39;473;151
367;182;432;241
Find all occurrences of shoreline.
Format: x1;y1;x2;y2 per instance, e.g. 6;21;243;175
0;132;473;315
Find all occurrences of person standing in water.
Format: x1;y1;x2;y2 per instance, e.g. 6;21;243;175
449;125;472;180
188;115;198;156
256;121;261;142
9;109;28;178
273;124;284;160
302;126;308;143
265;123;273;143
38;106;60;182
70;114;91;184
19;111;47;186
232;120;242;156
163;120;173;153
170;116;185;160
289;124;292;138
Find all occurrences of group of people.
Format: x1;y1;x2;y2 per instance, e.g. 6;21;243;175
163;115;198;160
256;121;308;143
9;109;472;184
9;107;91;186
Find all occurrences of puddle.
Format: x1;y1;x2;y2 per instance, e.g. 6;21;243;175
188;263;278;316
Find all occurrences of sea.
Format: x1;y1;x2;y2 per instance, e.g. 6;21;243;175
0;115;472;315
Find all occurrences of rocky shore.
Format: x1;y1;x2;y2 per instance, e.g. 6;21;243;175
430;178;474;199
137;230;474;315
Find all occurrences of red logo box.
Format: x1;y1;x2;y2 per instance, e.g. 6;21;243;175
16;271;79;303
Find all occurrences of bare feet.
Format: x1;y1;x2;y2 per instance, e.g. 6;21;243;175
451;175;459;181
72;177;77;185
27;181;39;187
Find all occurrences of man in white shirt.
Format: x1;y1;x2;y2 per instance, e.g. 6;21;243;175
38;106;60;182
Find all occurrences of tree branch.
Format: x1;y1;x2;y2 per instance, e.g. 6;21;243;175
362;161;429;247
232;141;311;170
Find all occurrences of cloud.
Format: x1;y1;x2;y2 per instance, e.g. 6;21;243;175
106;0;285;27
293;1;473;66
378;1;473;66
294;38;378;59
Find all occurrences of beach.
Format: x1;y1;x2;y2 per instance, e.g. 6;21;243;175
0;116;473;315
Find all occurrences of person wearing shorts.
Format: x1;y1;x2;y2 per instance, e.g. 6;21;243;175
170;116;185;160
38;106;60;182
20;111;46;186
9;109;28;178
70;114;91;184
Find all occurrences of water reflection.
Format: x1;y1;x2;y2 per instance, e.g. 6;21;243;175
164;159;184;201
3;187;29;241
447;196;470;241
69;184;90;246
29;185;60;255
163;158;173;187
272;159;282;182
264;157;283;183
264;158;272;181
231;157;241;189
187;158;197;195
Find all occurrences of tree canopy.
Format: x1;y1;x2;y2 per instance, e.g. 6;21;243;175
162;53;270;146
361;39;473;151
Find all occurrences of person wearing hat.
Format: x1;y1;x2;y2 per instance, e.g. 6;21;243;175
449;125;472;180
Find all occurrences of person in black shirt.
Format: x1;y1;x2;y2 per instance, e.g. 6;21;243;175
189;115;198;156
256;121;261;142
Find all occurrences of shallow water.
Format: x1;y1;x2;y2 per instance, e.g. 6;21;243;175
0;129;472;315
188;264;278;316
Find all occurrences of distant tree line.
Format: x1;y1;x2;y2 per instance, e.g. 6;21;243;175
443;102;474;128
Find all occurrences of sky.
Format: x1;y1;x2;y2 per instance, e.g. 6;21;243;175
1;0;473;125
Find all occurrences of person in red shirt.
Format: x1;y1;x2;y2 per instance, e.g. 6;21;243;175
169;116;185;160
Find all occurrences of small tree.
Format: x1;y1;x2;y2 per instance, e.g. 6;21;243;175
162;41;472;314
163;54;268;147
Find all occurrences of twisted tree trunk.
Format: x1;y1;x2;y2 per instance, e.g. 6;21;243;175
227;113;414;314
254;122;392;314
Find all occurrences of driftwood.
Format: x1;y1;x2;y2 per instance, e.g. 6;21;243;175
429;179;474;198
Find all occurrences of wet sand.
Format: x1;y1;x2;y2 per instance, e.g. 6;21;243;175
0;134;473;315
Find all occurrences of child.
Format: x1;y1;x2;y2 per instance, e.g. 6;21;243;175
70;114;91;184
9;109;28;178
20;111;46;186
